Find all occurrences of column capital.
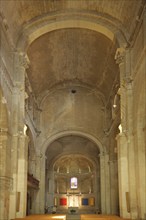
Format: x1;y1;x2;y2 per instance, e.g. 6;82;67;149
14;52;30;69
116;132;127;140
36;151;46;160
108;159;117;164
18;52;30;69
99;151;109;158
124;77;133;90
115;47;125;65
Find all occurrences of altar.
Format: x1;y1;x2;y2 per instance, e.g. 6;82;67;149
67;194;81;207
68;207;79;214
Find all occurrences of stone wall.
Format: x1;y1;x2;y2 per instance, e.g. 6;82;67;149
40;86;105;142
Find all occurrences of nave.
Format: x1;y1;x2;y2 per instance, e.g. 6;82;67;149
1;1;146;220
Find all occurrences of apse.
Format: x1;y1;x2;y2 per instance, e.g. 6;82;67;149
45;135;100;214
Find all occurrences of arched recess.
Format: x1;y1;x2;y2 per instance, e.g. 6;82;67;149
16;12;127;52
36;131;107;214
44;134;101;214
42;130;105;155
0;87;11;220
46;153;99;214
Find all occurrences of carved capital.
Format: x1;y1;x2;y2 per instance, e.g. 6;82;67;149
19;53;30;69
99;151;108;158
124;77;133;89
115;47;125;65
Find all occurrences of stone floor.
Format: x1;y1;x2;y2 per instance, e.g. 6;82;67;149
13;214;131;220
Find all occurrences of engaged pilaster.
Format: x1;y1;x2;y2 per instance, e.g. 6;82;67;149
34;151;46;214
116;133;130;218
99;152;111;214
115;47;127;133
9;51;30;219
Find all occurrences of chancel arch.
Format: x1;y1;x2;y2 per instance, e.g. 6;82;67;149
45;135;101;214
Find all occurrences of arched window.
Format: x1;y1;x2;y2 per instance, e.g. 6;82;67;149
70;177;78;189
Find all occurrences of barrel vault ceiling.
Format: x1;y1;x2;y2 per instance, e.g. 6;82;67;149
1;0;144;162
1;0;144;103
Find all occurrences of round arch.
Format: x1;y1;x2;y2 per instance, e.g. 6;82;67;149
41;130;105;155
16;12;127;51
44;133;101;212
49;152;99;173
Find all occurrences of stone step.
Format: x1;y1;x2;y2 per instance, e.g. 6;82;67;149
66;214;81;220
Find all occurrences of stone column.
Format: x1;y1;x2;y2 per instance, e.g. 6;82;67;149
0;176;12;220
100;152;111;214
16;134;29;218
109;159;119;215
115;48;130;218
39;154;46;213
48;171;55;208
100;153;106;214
95;166;100;213
116;133;130;218
35;152;46;214
126;75;138;219
9;88;20;220
33;153;41;213
0;129;12;220
115;48;127;133
9;52;30;219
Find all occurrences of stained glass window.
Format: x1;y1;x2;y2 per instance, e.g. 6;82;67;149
71;177;78;189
